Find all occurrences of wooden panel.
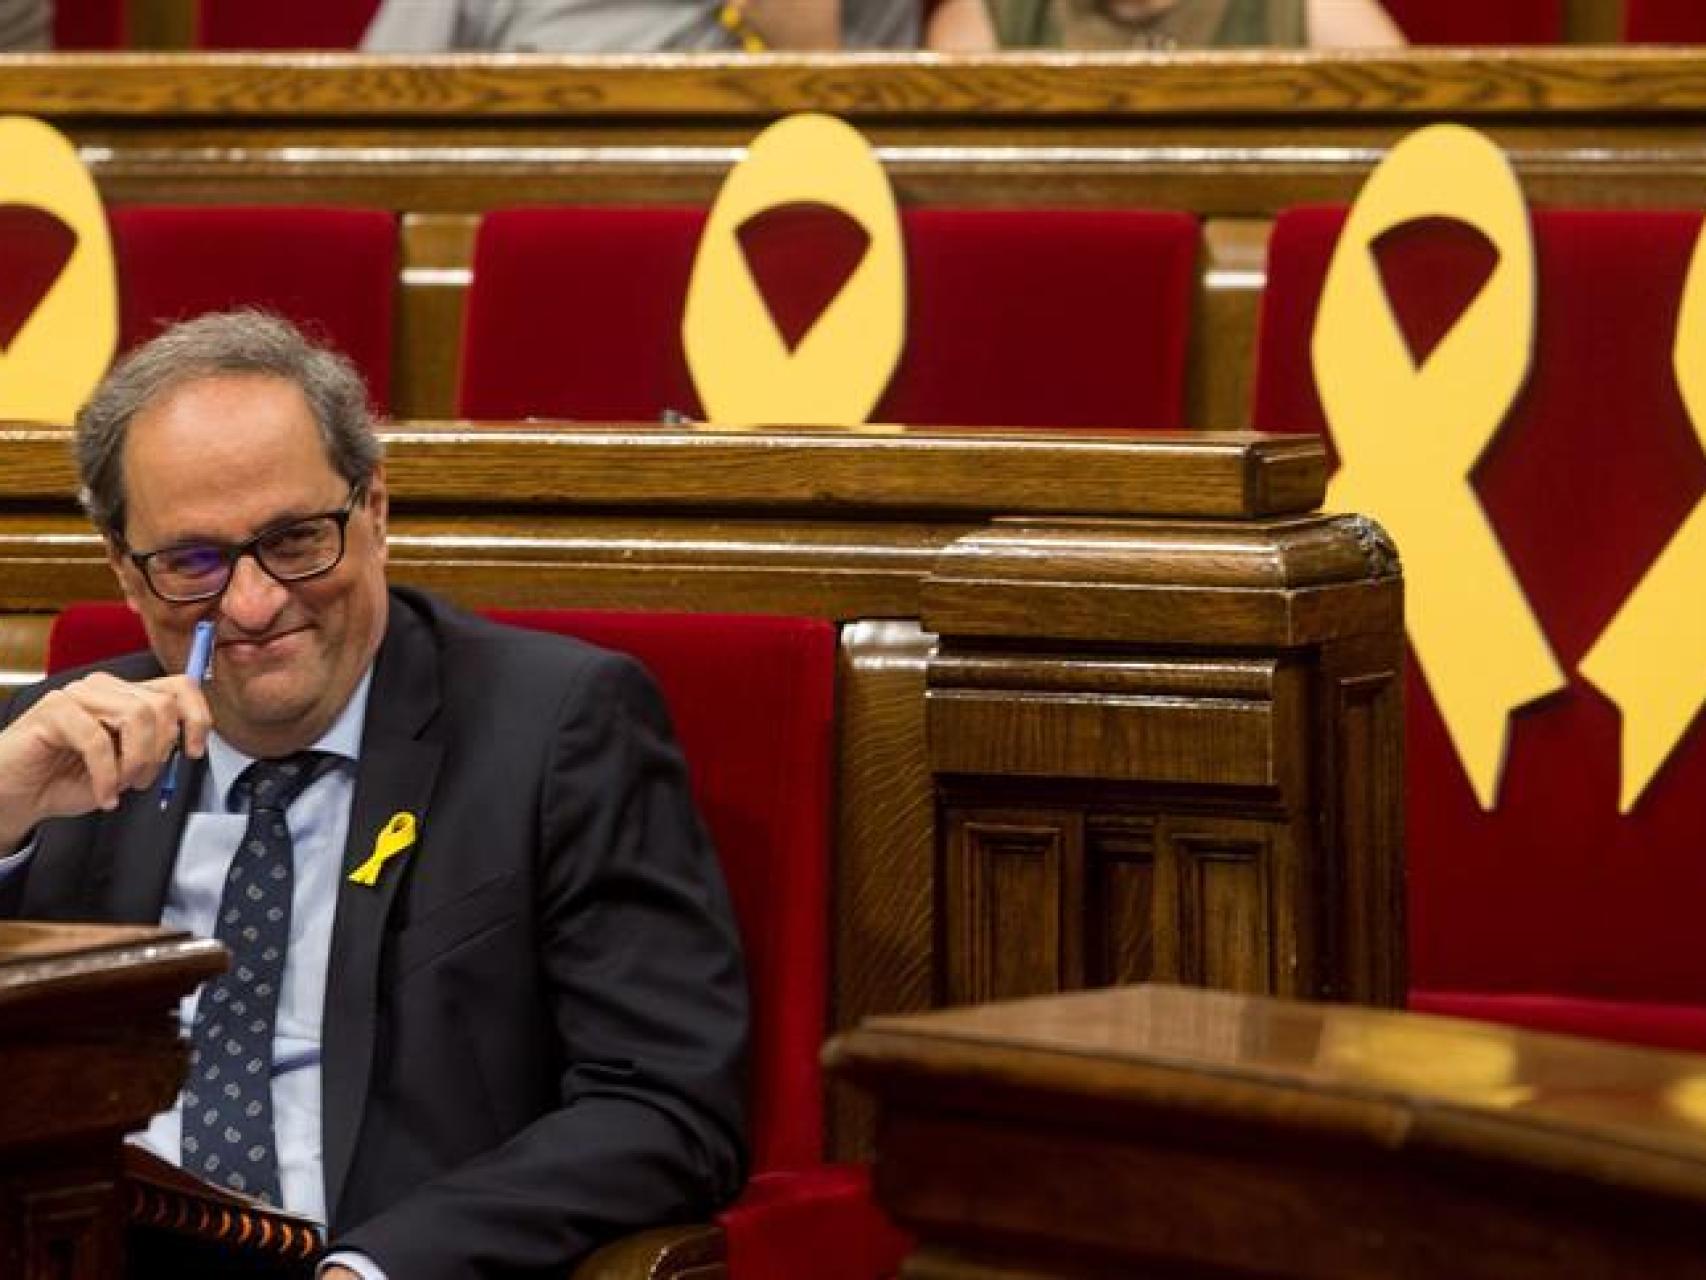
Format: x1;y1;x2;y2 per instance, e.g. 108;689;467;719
396;212;477;421
1167;822;1273;993
1190;217;1269;432
943;811;1081;1005
1319;633;1408;1007
831;620;935;1159
928;687;1275;786
1086;816;1157;988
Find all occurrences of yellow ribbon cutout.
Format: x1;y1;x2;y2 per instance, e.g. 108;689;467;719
682;113;905;428
349;811;417;887
1578;220;1706;813
1313;123;1563;810
0;116;117;425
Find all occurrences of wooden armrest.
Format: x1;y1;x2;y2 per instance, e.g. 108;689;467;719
569;1223;726;1280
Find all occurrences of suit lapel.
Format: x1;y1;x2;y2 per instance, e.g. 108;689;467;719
101;754;206;922
321;594;443;1225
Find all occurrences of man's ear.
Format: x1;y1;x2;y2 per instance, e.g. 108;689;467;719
104;535;144;615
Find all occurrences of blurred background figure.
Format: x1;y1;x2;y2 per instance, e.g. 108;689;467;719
991;0;1404;49
361;0;996;52
0;0;49;48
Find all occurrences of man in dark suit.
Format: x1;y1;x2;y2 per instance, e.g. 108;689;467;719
0;310;748;1278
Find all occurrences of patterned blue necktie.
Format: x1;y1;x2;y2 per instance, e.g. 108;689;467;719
180;751;333;1205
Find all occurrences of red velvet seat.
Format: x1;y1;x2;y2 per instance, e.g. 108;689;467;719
1254;206;1706;1051
1381;0;1562;44
458;205;1199;429
1624;0;1706;42
54;0;126;47
106;206;398;413
46;602;905;1280
195;0;379;48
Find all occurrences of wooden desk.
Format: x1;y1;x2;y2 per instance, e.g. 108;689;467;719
830;985;1706;1278
0;922;224;1280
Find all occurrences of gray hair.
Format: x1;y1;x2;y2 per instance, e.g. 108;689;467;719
74;309;384;538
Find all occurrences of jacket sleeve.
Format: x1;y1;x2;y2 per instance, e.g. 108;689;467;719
336;652;750;1278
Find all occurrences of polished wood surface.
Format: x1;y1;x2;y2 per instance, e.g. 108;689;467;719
830;984;1706;1278
0;923;224;1280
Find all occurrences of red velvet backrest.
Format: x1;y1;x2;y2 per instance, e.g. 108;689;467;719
197;0;380;47
1381;0;1562;44
1253;206;1706;1010
106;206;398;413
47;602;837;1176
54;0;126;48
458;205;1199;429
1624;0;1706;42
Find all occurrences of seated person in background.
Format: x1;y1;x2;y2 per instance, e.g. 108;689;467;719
991;0;1403;49
362;0;995;52
0;310;748;1279
0;0;49;49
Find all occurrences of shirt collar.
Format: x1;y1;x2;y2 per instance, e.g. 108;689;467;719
202;668;375;813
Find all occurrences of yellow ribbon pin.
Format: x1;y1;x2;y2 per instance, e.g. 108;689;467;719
349;811;416;887
683;112;905;428
1579;220;1706;813
1313;123;1564;810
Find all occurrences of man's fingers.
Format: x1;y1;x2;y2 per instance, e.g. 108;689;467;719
165;674;215;759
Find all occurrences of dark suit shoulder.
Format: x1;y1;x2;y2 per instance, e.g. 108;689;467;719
3;649;164;724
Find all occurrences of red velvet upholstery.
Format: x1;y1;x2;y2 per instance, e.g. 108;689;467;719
106;206;398;413
458;205;1198;429
45;602;904;1280
1254;207;1706;1050
196;0;380;48
1381;0;1562;44
1624;0;1706;42
54;0;126;48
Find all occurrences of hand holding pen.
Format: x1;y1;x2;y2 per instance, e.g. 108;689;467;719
0;620;216;851
158;619;217;810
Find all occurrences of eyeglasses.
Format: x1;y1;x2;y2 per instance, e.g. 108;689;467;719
126;484;366;604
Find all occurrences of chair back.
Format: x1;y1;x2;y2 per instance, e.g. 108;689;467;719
107;205;398;411
458;204;1199;429
1380;0;1562;43
197;0;380;47
47;602;837;1173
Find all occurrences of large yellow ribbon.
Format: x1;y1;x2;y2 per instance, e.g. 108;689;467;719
682;113;904;428
1313;124;1563;810
0;116;116;425
1578;220;1706;813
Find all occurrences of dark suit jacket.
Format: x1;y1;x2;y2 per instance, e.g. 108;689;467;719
3;587;749;1278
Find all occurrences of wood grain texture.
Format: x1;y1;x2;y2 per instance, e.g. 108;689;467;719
0;925;225;1280
0;424;1324;517
832;985;1706;1278
924;515;1402;648
9;51;1706;118
831;620;936;1161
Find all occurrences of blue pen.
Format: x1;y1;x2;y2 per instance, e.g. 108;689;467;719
157;619;217;811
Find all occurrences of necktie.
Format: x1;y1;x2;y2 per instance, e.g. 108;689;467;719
180;751;334;1205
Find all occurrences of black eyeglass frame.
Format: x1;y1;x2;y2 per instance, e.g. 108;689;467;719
124;483;368;604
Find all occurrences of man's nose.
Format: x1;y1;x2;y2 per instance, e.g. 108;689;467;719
219;552;288;630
